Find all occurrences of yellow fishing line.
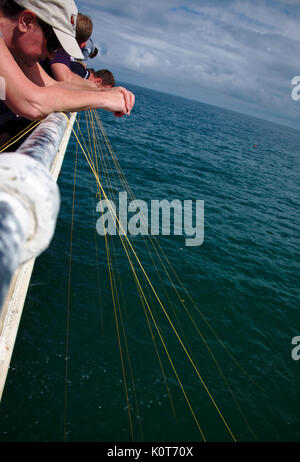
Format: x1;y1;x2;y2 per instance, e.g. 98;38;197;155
85;113;139;440
64;118;79;442
88;111;190;423
0;119;43;153
65;113;205;439
105;233;135;441
93;110;264;398
63;113;237;442
117;233;206;441
88;110;185;423
88;110;173;434
89;111;258;438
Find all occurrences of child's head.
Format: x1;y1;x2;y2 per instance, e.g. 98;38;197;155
89;69;115;88
76;13;93;45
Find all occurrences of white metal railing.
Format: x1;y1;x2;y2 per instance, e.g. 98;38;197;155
0;111;76;401
0;112;76;312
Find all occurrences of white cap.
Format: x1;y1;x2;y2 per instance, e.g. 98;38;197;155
14;0;84;59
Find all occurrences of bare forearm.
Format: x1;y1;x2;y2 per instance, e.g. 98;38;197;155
50;62;97;88
68;72;97;88
55;80;98;92
31;85;134;118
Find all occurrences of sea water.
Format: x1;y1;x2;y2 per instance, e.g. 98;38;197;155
0;84;299;442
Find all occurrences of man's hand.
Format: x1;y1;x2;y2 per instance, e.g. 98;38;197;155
100;86;135;116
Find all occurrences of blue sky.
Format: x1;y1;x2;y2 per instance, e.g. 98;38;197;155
77;0;300;129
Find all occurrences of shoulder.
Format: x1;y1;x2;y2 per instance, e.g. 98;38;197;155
70;61;89;79
49;49;71;67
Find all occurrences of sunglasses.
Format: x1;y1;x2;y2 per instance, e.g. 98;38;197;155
37;18;61;53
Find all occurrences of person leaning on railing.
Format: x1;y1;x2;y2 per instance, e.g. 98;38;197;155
0;0;134;146
41;13;96;88
89;69;115;89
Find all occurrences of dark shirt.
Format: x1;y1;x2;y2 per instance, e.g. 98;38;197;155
41;48;71;78
0;101;32;151
70;61;90;79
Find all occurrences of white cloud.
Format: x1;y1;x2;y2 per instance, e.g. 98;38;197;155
77;0;300;128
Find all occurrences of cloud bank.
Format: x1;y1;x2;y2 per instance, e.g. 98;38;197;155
78;0;300;128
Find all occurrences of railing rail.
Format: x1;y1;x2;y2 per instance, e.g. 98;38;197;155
0;112;76;401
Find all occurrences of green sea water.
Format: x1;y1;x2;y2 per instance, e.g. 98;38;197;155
0;84;299;442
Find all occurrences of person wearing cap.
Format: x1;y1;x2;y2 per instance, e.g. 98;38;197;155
0;0;134;147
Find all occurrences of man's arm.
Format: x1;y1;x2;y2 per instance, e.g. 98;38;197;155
46;48;97;88
50;62;97;88
22;60;97;91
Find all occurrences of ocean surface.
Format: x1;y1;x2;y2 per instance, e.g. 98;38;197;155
0;84;299;442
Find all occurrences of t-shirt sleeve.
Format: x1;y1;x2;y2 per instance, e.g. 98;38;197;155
49;49;71;68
